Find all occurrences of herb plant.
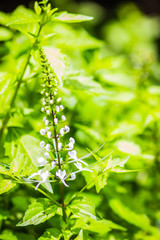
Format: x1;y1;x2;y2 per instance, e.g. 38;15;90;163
0;1;160;239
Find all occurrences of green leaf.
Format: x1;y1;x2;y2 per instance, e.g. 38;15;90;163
0;179;16;195
69;197;98;220
0;27;13;41
73;218;126;235
17;198;58;226
44;47;65;85
7;6;40;26
52;12;93;23
38;228;61;240
0;230;18;240
109;199;152;231
75;230;83;240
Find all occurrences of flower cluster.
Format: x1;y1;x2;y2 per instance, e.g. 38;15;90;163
29;46;91;191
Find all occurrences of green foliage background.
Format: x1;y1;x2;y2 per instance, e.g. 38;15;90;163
0;1;160;239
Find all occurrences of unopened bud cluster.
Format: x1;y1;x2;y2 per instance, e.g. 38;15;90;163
29;47;91;191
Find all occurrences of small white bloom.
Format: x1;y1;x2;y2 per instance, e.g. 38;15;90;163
68;150;77;160
58;142;62;151
37;157;46;166
57;97;61;103
45;92;49;96
42;84;45;87
35;170;50;190
47;131;52;138
56;106;60;113
46;143;51;151
40;129;45;135
44;152;50;159
50;99;54;104
41;107;45;112
60;128;64;136
46;109;50;115
51;161;55;169
40;141;45;148
74;162;83;170
64;125;70;133
45;119;49;126
43;116;47;122
45;127;50;132
54;91;57;95
54;118;58;125
56;169;69;187
42;98;45;102
62;115;66;121
69;137;75;144
67;142;74;150
60;105;64;110
40;90;44;95
70;172;76;180
42;101;46;106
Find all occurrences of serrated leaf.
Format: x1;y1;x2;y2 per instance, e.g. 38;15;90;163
44;47;65;85
0;179;16;194
69;197;98;220
17;198;58;227
52;12;93;23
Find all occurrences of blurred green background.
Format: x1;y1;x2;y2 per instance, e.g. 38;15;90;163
0;0;160;239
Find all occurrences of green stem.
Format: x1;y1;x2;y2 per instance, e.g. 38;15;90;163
0;24;42;146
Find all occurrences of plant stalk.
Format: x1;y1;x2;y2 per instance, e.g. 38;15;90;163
0;24;42;146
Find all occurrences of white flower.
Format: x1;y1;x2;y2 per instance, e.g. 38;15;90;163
69;137;75;144
56;106;60;113
62;115;66;121
40;129;45;135
74;162;83;170
54;91;57;95
68;150;77;160
60;128;64;136
58;142;62;151
45;127;50;132
41;107;45;112
45;92;49;96
40;90;44;95
46;109;50;115
42;98;45;102
74;162;92;172
46;143;51;151
60;105;64;110
43;116;47;122
57;97;61;103
45;119;49;126
64;125;70;133
35;170;50;190
42;101;46;106
47;131;52;138
54;118;58;125
40;141;45;148
51;161;55;169
70;172;76;180
50;99;54;104
29;170;51;190
37;157;47;166
44;152;50;159
56;169;69;187
67;142;74;150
